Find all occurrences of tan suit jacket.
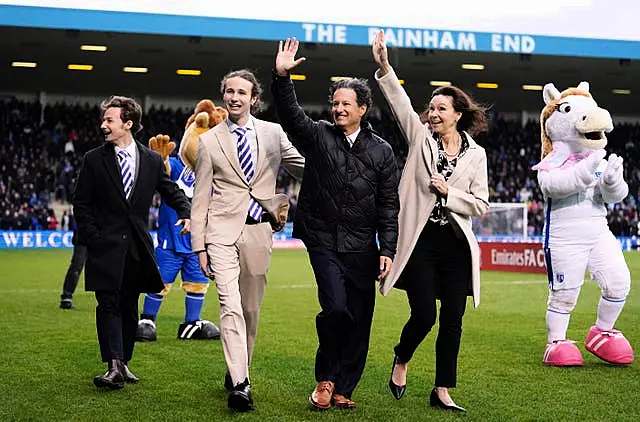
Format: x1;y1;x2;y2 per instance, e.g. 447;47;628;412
191;117;305;251
376;69;489;307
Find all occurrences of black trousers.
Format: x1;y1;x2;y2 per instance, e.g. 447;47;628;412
61;244;87;298
394;222;471;388
307;247;379;398
95;248;142;363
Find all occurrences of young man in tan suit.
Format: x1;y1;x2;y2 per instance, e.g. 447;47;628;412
190;69;304;412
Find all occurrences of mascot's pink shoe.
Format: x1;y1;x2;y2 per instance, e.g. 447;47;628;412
584;326;634;364
543;340;584;366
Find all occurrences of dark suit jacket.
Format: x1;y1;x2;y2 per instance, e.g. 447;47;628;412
72;141;191;293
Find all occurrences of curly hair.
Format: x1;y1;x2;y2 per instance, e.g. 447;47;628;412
220;69;263;115
328;78;373;118
100;95;143;134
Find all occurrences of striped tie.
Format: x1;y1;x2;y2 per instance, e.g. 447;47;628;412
235;127;263;222
117;150;133;199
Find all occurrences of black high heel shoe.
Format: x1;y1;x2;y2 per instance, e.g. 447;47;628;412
429;388;466;412
388;356;406;400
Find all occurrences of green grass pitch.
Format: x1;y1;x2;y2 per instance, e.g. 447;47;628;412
0;249;638;421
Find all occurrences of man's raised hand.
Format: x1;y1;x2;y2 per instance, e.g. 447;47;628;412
275;38;306;76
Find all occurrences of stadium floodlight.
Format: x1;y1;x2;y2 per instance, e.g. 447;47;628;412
290;74;306;81
176;69;201;76
68;64;93;71
81;45;107;52
12;61;37;68
330;76;353;82
430;80;451;87
477;82;498;89
123;67;148;73
462;64;484;70
522;85;543;91
612;89;631;95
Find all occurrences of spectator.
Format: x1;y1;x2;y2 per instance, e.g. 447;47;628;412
1;98;638;235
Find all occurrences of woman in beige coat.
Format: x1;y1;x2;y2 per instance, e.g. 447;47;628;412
372;31;489;412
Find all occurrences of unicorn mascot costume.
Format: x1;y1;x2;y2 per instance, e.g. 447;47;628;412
533;81;634;366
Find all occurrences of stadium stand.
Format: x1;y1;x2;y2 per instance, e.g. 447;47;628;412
1;98;638;236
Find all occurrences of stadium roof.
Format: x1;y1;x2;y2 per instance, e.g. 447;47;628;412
1;25;639;116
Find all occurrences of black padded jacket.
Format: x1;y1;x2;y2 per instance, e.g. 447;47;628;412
271;74;400;259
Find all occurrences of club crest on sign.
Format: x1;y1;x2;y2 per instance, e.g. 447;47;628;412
176;167;195;198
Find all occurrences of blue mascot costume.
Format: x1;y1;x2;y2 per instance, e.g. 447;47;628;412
136;100;227;341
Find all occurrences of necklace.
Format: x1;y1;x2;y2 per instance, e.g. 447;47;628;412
443;132;461;158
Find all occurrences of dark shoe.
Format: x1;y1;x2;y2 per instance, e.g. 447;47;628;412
177;320;221;340
135;319;157;342
224;371;233;391
429;388;466;412
228;378;254;412
93;359;125;390
122;364;139;383
309;381;334;410
332;394;356;409
388;355;407;400
59;298;74;309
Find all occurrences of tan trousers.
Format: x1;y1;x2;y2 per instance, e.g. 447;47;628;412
207;222;273;386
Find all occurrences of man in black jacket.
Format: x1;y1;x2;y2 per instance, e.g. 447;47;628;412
272;38;400;409
73;96;191;389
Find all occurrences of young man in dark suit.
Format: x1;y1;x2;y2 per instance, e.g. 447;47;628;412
73;96;191;389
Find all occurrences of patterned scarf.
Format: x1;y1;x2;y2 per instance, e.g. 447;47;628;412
428;132;470;225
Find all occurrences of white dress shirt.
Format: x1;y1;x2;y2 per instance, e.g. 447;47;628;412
346;127;361;148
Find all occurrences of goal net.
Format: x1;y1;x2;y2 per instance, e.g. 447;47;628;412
472;202;528;240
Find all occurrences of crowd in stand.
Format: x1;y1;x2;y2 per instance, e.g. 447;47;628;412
1;98;639;238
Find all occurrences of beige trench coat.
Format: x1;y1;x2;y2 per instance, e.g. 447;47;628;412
376;69;489;307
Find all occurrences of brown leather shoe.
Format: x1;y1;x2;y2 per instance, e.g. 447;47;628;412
309;381;334;410
93;359;125;390
332;393;356;409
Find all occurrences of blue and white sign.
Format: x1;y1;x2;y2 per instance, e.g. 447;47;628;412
1;230;638;251
1;1;640;59
0;230;159;248
0;230;75;248
0;225;302;249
